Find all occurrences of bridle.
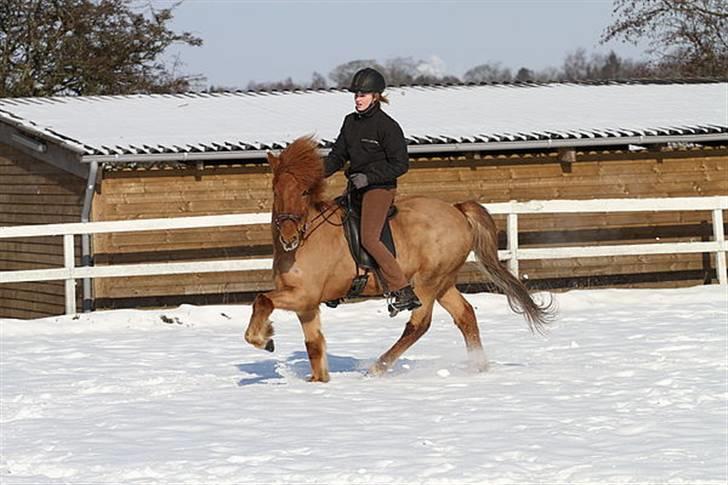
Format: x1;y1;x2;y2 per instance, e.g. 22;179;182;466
274;212;307;235
274;200;342;250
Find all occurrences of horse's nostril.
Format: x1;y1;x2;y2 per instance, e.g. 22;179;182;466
280;237;299;252
280;236;295;250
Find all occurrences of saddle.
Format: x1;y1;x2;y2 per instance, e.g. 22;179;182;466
324;191;398;308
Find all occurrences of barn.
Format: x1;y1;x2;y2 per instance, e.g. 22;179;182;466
1;80;726;319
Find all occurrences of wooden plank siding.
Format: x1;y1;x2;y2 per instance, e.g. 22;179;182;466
0;144;85;318
90;146;728;309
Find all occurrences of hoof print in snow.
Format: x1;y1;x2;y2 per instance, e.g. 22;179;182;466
160;315;183;325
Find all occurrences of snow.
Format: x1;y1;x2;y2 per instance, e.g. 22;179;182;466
1;82;725;155
1;286;726;484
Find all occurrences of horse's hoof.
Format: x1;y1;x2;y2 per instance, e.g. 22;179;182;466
264;340;275;352
367;362;387;377
469;360;490;373
468;350;489;373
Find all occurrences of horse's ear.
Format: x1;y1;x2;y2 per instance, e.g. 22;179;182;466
267;152;279;172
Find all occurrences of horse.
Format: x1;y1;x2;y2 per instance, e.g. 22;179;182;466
244;136;553;382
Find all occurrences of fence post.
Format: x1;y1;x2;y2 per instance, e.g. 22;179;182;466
507;203;519;277
64;234;76;314
712;209;727;286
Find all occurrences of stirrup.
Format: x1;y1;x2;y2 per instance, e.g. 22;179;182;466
387;300;422;318
386;291;422;318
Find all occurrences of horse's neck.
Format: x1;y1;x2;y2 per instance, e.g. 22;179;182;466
307;199;337;217
272;200;345;272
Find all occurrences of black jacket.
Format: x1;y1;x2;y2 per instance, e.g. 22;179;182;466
324;102;409;189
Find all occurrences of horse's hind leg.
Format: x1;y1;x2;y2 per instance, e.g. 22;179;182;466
438;285;488;372
298;308;330;382
369;288;436;376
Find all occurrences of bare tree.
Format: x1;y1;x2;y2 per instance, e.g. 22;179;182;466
530;66;562;82
602;0;728;77
515;67;535;81
0;0;203;97
592;51;651;79
561;48;650;81
413;73;461;84
310;71;328;89
383;57;419;85
562;48;593;80
246;77;301;91
328;59;384;88
463;62;512;83
329;57;461;88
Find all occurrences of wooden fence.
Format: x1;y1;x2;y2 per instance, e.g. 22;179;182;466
1;196;726;315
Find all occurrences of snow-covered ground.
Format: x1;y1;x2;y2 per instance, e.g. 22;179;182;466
1;286;726;484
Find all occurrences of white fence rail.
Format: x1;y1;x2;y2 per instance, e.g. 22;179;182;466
1;196;726;315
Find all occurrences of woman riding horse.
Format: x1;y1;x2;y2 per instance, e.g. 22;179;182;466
244;136;553;381
323;67;422;315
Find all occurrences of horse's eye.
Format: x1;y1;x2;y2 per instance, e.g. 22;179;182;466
302;189;311;196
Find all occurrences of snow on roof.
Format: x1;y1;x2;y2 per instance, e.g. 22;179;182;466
0;81;725;159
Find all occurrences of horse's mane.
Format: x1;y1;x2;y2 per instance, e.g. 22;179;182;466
277;136;327;206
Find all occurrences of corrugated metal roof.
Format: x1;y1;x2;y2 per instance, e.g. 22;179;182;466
0;81;725;159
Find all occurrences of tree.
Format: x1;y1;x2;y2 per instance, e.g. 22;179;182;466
383;57;419;85
246;77;300;91
329;57;461;88
463;62;512;83
0;0;203;97
515;67;534;82
560;48;650;81
592;50;650;79
328;59;383;88
562;48;592;80
310;71;328;89
602;0;728;77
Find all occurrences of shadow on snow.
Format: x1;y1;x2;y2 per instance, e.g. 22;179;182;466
236;351;365;386
235;352;515;386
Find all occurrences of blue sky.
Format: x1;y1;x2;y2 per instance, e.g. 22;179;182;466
161;0;648;88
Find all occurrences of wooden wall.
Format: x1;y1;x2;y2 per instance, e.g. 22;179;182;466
90;146;727;309
400;147;728;289
0;144;85;319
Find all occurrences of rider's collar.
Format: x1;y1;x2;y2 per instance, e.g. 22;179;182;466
354;101;380;119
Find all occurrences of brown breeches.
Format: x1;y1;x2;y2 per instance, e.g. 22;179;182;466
360;188;408;292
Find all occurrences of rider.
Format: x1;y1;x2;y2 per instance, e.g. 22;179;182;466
323;67;422;315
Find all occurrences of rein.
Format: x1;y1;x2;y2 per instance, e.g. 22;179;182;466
303;202;344;240
274;201;343;246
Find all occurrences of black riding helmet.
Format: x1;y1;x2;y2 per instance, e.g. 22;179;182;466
349;67;386;93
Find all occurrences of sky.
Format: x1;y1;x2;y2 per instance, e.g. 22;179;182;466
160;0;650;89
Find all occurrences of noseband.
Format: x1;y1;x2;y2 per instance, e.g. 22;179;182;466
273;204;342;249
274;213;307;240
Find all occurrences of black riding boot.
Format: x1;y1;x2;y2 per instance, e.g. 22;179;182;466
388;285;422;317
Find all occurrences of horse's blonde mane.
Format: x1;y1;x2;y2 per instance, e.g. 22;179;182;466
276;136;327;206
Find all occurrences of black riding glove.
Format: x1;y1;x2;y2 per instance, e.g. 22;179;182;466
348;173;369;189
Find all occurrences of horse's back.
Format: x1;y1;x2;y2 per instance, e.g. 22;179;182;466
395;195;470;228
391;196;474;273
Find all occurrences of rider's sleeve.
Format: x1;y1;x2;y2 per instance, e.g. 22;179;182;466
366;120;409;184
324;120;349;177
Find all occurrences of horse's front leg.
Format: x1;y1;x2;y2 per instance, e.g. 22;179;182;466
244;288;308;352
298;308;329;382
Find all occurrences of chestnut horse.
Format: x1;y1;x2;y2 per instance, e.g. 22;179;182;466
244;137;552;381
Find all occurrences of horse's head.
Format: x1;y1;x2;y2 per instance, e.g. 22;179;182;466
268;136;326;252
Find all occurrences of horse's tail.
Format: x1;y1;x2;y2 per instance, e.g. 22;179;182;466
454;200;554;334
